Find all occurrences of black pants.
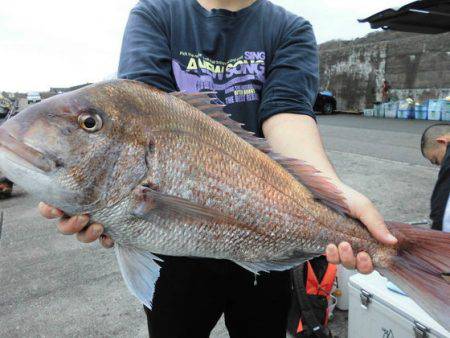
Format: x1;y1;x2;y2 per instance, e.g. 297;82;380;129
144;256;292;338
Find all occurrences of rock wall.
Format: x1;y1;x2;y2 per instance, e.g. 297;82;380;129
319;31;450;112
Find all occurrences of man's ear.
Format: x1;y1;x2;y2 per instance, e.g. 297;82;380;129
436;136;448;145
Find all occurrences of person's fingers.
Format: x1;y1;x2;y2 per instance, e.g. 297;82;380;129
358;204;397;245
361;208;397;245
76;223;104;243
338;242;356;269
57;215;89;235
344;186;397;246
356;251;374;274
38;202;64;219
326;244;340;264
99;234;115;248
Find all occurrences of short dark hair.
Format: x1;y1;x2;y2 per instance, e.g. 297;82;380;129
421;123;450;157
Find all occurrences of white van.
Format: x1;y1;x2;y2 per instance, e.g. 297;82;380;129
27;92;41;104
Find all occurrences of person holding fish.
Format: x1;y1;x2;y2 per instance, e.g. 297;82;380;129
36;0;395;335
19;0;446;337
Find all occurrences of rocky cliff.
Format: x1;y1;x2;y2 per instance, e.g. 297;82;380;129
319;31;450;111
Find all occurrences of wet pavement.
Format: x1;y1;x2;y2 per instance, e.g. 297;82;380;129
0;115;438;337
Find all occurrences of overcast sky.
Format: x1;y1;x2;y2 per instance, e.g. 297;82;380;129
0;0;413;92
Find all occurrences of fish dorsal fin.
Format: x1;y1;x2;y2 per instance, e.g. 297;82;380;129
170;91;350;215
170;91;224;113
170;91;271;152
277;157;350;214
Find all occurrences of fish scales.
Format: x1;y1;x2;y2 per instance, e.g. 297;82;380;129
1;80;448;330
86;82;380;262
87;90;369;261
144;93;376;253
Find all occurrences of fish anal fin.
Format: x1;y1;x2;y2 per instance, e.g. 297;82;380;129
234;251;321;274
114;245;162;309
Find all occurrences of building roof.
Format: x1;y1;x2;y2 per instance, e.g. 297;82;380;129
359;0;450;34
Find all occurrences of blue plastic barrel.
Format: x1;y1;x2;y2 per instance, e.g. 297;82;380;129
428;100;443;121
443;100;450;121
414;103;428;120
398;108;414;119
385;102;399;118
398;100;415;119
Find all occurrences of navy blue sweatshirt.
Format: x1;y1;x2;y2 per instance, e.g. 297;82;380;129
118;0;319;136
430;145;450;231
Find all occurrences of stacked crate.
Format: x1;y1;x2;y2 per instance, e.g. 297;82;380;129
384;101;399;118
442;99;450;121
428;100;443;121
397;99;415;119
414;102;428;120
373;103;384;118
363;98;449;121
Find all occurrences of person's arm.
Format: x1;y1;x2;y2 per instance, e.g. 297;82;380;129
258;17;396;273
39;1;176;246
262;114;397;273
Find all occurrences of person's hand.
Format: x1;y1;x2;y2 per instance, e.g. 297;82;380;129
325;184;397;274
38;202;114;248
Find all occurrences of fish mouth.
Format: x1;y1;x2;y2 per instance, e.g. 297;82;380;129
0;128;56;173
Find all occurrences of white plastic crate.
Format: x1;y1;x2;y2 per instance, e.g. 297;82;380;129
373;104;384;118
428;100;444;121
384;102;399;119
348;272;449;338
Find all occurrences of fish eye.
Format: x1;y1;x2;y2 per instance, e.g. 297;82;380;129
78;112;103;132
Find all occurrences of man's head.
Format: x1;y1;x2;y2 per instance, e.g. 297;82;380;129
421;123;450;165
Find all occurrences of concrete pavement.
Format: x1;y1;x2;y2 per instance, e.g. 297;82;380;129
0;115;439;337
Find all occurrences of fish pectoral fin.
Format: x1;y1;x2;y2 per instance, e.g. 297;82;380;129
132;185;232;222
234;252;322;274
114;244;162;309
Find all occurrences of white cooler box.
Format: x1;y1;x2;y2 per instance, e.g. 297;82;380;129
348;272;449;338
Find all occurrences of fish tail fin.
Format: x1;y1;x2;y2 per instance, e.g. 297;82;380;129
380;222;450;331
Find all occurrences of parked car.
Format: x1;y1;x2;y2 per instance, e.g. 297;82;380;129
314;91;337;114
27;91;41;104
